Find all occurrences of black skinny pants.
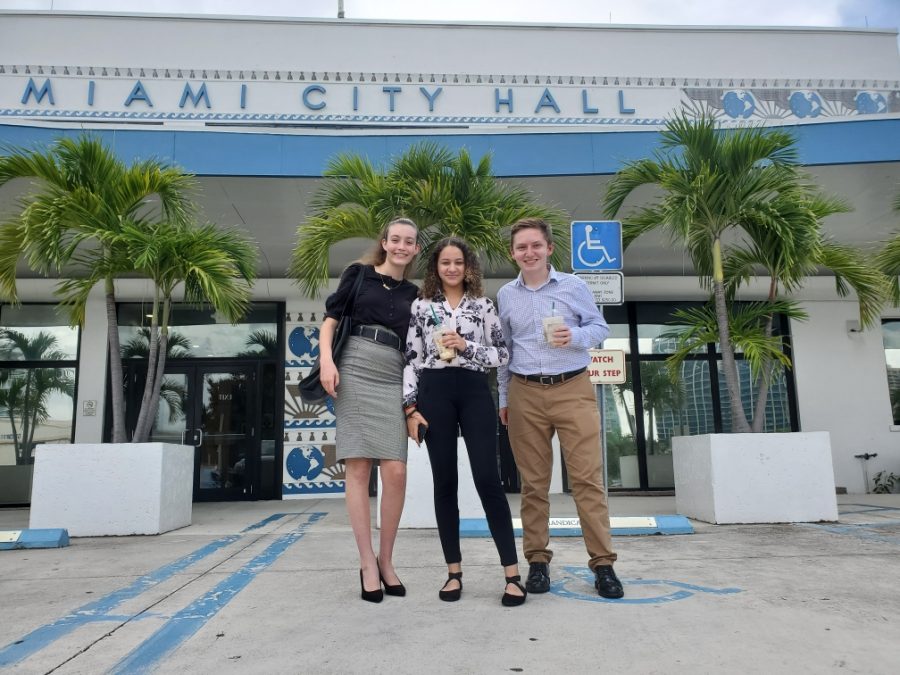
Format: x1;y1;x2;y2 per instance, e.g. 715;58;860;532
417;367;518;567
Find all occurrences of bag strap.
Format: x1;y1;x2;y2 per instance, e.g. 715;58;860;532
338;264;367;320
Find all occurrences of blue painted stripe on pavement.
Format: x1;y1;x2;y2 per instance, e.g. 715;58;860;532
241;513;289;532
0;512;288;668
0;535;239;668
111;512;326;674
804;522;900;545
838;504;900;513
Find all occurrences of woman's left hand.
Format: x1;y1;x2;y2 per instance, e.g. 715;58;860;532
441;331;467;352
406;411;428;445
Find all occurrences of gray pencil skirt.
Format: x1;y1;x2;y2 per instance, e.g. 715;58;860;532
334;333;408;462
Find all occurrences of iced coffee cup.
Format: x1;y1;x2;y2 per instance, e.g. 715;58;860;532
433;324;457;361
542;315;565;347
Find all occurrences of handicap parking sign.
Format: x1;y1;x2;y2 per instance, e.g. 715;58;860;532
570;221;623;271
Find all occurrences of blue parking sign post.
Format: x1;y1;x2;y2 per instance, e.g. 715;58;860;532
570;221;623;496
571;221;623;271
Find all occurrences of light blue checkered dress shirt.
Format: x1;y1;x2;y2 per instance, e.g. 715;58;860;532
497;267;609;408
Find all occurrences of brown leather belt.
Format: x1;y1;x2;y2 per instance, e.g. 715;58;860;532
516;367;587;386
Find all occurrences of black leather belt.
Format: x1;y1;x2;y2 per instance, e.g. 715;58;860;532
352;325;402;351
517;367;587;386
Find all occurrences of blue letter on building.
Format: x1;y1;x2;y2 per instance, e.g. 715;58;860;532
124;80;154;108
419;87;443;112
618;90;635;114
302;85;326;110
495;88;513;113
21;78;55;105
581;90;598;114
179;82;211;109
535;88;560;114
382;86;402;112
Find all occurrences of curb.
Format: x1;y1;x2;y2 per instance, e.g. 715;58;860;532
0;529;70;550
459;515;693;538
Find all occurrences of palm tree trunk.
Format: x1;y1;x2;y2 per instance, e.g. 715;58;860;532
750;284;778;433
9;410;22;464
712;237;751;433
21;370;34;462
143;298;172;442
133;292;161;442
141;298;172;441
106;277;127;443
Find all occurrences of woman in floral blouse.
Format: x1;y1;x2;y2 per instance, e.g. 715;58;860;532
403;236;526;607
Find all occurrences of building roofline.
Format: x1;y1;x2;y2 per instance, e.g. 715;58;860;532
0;10;897;37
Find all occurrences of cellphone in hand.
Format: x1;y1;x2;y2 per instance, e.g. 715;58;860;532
417;423;428;444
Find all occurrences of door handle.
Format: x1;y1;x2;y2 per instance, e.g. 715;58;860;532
181;429;187;446
195;429;204;447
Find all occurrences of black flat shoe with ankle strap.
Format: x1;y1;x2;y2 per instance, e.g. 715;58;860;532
438;571;463;602
501;575;527;607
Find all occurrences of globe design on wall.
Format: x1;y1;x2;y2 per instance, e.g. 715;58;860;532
722;90;756;119
856;91;887;114
789;91;823;118
288;326;318;361
286;446;325;480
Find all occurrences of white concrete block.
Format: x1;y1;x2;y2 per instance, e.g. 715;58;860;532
29;443;194;536
379;437;485;529
673;432;839;524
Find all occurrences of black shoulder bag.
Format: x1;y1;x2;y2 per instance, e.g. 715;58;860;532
298;266;366;404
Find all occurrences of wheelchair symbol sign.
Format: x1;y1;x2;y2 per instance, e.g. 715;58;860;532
571;221;623;271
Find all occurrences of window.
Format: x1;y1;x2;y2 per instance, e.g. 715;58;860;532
600;302;797;490
117;303;279;359
0;305;78;505
882;319;900;426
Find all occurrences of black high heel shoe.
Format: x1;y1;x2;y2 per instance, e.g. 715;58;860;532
439;571;463;602
501;574;527;607
377;559;406;597
359;569;383;603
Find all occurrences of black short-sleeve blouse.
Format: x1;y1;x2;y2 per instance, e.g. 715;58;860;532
324;263;418;339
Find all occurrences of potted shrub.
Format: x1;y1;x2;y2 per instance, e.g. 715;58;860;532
0;135;256;535
603;114;888;523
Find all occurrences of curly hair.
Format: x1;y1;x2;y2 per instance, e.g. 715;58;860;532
420;236;484;299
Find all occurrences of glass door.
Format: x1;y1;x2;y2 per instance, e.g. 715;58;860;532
140;363;258;501
193;366;255;500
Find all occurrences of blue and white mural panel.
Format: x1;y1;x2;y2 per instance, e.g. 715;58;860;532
283;315;345;498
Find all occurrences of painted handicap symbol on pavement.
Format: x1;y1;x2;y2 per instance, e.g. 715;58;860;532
550;565;742;604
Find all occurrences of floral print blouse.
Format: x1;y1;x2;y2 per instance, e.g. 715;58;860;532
403;292;509;408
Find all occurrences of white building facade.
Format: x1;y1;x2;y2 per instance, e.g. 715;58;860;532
1;11;899;502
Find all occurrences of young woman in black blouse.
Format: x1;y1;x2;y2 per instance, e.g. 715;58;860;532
403;236;526;606
319;217;420;603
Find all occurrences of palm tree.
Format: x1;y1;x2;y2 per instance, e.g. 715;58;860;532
0;330;75;463
121;219;256;442
875;192;900;306
0;135;194;442
603;113;887;433
290;141;569;295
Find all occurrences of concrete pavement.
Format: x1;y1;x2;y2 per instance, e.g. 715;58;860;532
1;494;899;674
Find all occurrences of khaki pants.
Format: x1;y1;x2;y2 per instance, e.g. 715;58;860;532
507;371;617;569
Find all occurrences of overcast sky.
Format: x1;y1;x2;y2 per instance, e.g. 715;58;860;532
3;0;900;30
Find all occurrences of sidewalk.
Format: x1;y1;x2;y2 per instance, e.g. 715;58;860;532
1;493;899;674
